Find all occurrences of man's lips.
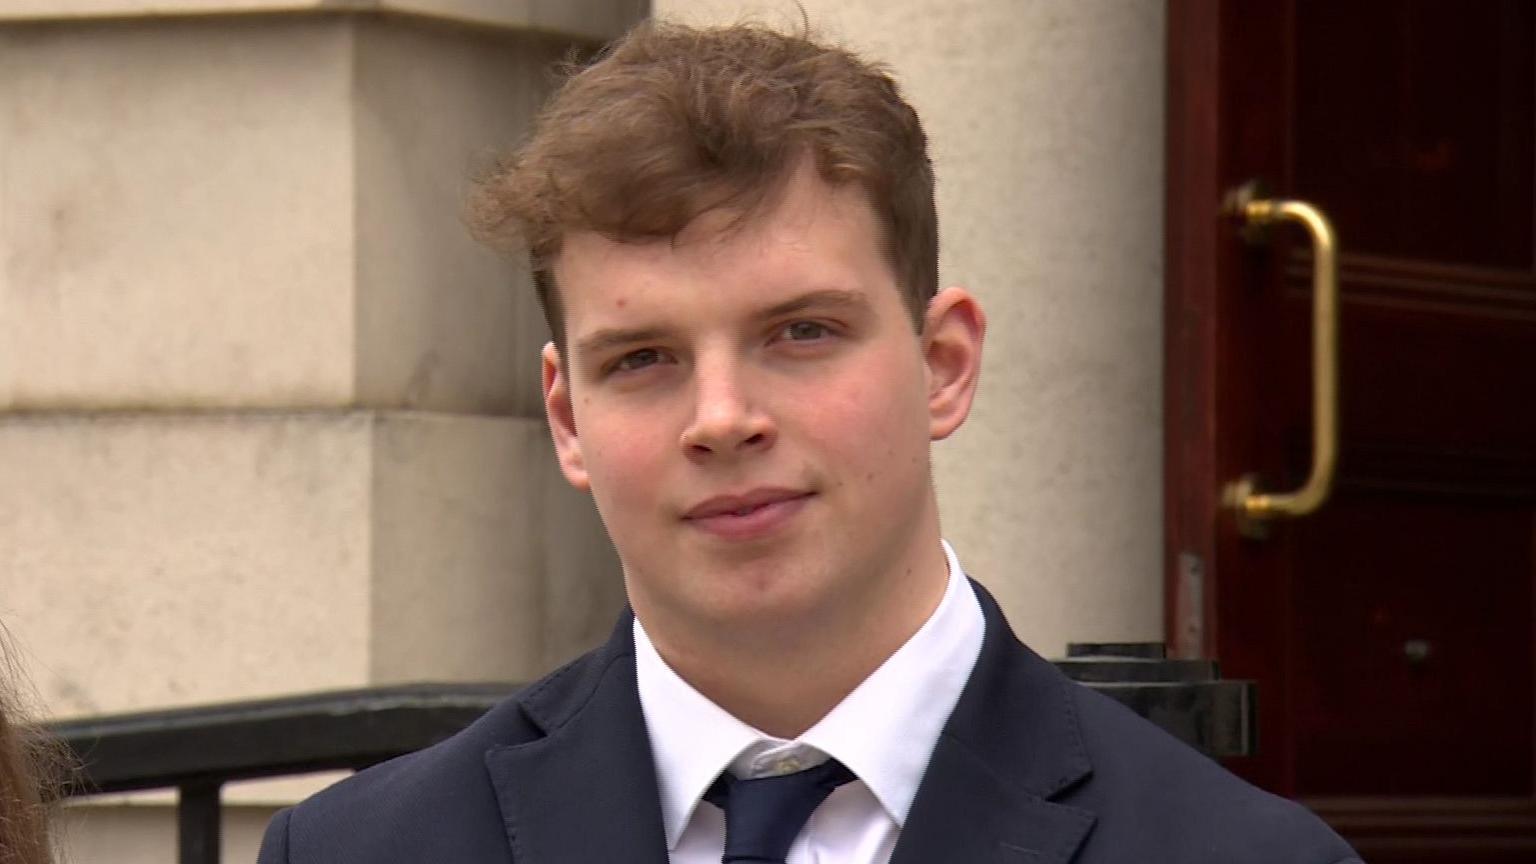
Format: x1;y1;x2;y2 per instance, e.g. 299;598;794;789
683;488;814;520
682;489;815;540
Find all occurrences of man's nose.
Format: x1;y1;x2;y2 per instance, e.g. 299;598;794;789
679;359;775;459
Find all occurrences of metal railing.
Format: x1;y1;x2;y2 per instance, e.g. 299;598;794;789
49;683;513;864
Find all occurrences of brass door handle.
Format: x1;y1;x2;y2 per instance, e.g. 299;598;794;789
1221;182;1340;537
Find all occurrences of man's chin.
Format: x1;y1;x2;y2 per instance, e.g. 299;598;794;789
625;543;841;630
676;569;832;630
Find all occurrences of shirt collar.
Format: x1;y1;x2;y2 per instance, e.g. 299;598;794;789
633;616;764;849
633;540;986;849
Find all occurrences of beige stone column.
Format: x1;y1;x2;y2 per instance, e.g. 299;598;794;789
656;0;1167;655
0;3;638;862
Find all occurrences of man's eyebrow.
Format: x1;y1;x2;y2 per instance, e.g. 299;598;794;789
573;326;672;359
756;288;872;320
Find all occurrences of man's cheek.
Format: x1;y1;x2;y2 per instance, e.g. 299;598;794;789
594;437;667;497
821;396;898;447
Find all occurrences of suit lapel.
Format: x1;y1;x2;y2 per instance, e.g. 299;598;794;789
485;616;670;864
892;732;1096;864
892;581;1097;864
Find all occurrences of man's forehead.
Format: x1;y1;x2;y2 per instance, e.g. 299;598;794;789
554;161;877;276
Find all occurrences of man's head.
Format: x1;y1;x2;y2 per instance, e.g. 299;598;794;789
474;21;983;690
470;21;939;351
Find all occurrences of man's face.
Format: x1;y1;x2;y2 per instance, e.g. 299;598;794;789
542;162;981;644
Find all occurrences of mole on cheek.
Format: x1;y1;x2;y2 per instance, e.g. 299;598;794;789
616;298;628;309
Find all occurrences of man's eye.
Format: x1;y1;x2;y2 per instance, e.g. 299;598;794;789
781;321;832;341
613;348;665;373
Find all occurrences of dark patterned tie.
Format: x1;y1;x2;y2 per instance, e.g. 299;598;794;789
703;758;857;863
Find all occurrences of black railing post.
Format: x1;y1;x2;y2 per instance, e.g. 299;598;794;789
178;781;222;864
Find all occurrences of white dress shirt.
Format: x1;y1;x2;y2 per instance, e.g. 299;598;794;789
634;541;986;864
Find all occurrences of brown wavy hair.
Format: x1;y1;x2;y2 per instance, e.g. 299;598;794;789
0;635;59;864
469;20;938;350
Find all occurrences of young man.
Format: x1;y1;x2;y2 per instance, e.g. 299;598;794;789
259;21;1360;864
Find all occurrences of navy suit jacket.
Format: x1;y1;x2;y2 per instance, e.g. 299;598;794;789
258;582;1362;863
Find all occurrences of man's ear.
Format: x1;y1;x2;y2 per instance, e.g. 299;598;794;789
922;286;987;441
542;342;590;491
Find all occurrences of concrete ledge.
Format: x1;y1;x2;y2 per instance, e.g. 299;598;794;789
0;0;643;43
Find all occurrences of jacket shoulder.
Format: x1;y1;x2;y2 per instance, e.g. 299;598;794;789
258;647;613;864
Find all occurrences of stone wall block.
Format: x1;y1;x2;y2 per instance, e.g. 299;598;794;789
0;410;619;720
0;12;626;414
0;412;374;717
0;17;357;410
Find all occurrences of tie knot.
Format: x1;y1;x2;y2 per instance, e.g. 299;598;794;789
704;758;856;863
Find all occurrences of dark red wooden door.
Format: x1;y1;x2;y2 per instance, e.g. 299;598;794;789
1166;2;1536;860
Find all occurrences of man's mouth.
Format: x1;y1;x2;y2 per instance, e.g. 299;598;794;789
683;489;815;539
684;489;813;520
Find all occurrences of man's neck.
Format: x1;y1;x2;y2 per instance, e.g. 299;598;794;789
642;540;951;739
